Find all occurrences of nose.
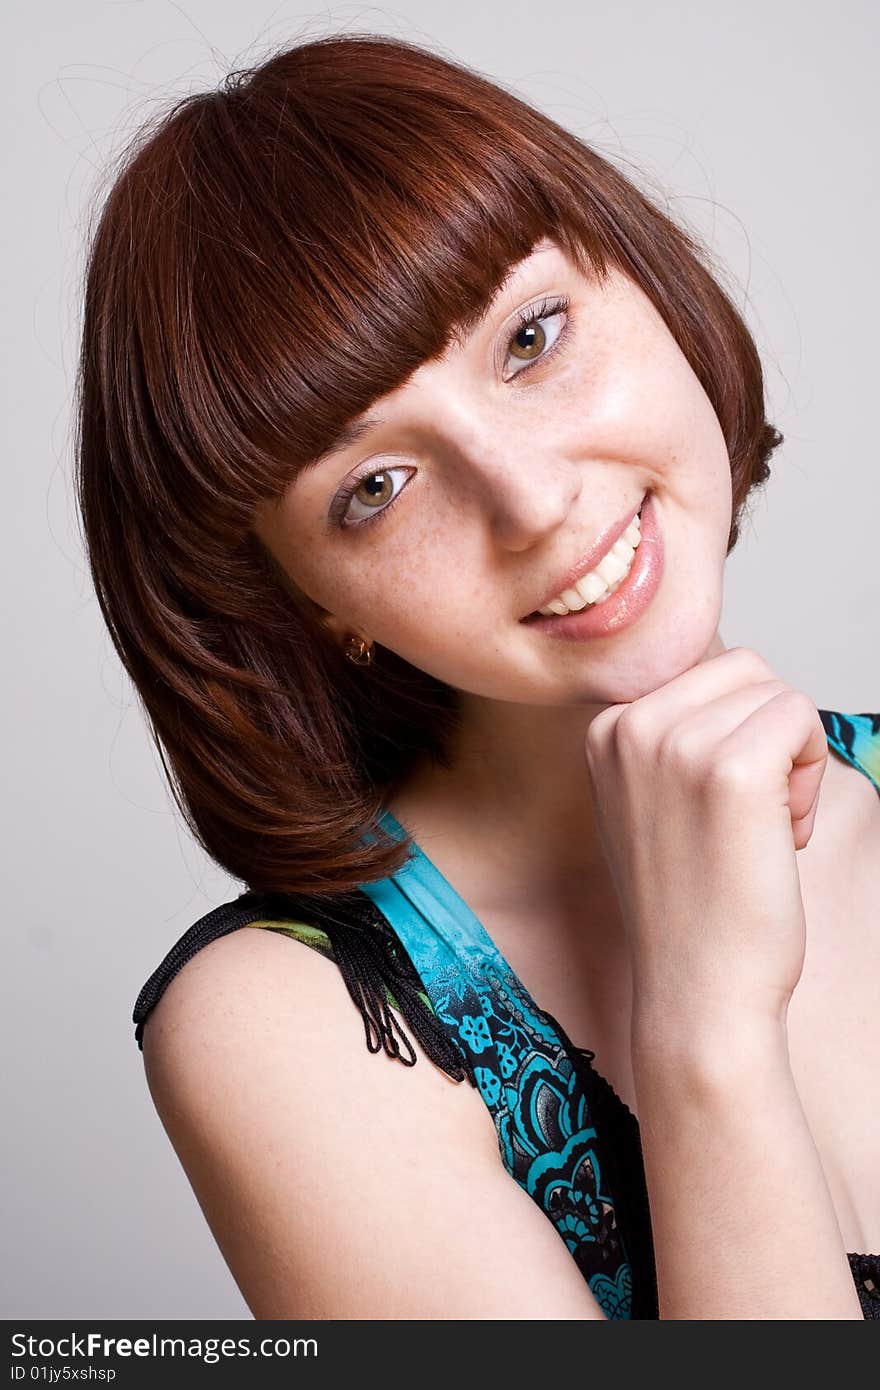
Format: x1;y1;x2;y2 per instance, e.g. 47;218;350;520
445;409;583;553
488;457;582;551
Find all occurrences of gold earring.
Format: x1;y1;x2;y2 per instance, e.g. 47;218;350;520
343;634;374;666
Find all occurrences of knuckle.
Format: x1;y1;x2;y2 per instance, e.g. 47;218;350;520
585;706;619;762
657;726;708;776
760;684;818;725
781;688;818;718
705;749;757;795
585;707;612;747
753;676;791;704
725;645;777;680
613;702;652;751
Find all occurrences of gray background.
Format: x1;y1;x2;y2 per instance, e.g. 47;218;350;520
4;0;877;1319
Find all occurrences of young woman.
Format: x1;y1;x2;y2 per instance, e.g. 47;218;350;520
76;32;880;1320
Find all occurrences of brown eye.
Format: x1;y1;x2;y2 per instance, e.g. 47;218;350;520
353;472;394;509
335;464;413;528
509;319;547;362
502;297;570;380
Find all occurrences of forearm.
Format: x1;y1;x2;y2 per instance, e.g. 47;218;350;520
631;1013;863;1320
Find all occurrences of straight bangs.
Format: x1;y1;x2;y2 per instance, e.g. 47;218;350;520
91;42;619;558
75;33;781;897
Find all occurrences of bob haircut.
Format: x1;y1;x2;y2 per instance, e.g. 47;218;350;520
75;31;781;900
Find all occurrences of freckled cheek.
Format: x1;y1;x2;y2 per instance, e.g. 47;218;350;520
368;568;475;648
277;551;339;614
349;553;486;654
288;497;487;640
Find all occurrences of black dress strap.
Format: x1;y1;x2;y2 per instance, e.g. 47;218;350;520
132;887;474;1086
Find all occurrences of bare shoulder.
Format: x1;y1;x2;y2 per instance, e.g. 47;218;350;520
800;745;878;917
140;923;605;1320
141;923;349;1072
141;921;483;1135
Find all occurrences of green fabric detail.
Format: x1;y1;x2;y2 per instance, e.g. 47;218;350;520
247;918;436;1019
250;918;335;958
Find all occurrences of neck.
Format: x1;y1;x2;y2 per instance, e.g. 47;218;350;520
386;629;728;923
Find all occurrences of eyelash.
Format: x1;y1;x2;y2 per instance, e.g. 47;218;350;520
332;293;573;531
507;294;572;379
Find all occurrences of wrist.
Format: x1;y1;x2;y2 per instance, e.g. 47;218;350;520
631;996;791;1093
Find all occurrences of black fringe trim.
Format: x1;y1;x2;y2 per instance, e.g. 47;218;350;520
132;888;476;1089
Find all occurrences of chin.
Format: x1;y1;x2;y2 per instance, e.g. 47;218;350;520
572;611;725;707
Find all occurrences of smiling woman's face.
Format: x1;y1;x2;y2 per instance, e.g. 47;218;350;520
254;236;733;708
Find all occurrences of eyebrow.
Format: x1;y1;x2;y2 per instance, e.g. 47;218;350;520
302;257;539;473
303;411;386;473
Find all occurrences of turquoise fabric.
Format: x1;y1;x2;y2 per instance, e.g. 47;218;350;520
359;808;636;1318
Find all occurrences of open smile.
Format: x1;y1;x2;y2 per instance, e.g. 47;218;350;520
520;491;663;641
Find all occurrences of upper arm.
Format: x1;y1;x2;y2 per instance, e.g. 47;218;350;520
140;925;606;1320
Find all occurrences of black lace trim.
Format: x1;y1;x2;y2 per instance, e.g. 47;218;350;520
848;1253;880;1319
132;888;476;1088
535;1004;659;1320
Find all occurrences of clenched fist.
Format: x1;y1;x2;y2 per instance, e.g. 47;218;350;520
583;646;829;1035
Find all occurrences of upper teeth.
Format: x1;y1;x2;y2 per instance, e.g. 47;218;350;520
538;510;642;616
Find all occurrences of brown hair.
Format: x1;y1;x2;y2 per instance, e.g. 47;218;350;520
74;31;781;899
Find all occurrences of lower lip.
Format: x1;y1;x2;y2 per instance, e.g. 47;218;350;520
521;491;664;641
